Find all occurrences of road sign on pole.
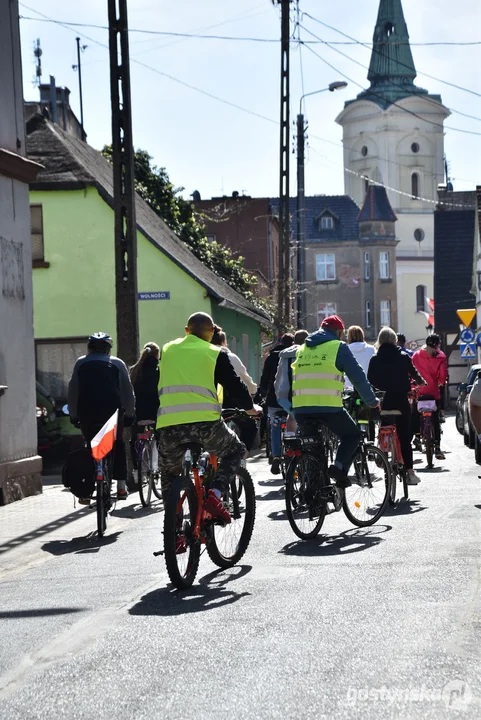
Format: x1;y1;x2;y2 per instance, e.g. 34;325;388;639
456;308;476;327
460;328;475;343
460;343;476;359
476;332;481;348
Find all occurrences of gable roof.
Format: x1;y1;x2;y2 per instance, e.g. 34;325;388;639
434;209;476;332
271;195;360;243
25;115;268;324
357;185;397;222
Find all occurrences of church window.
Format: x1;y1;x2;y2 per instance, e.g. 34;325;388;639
414;228;425;242
411;142;420;153
416;285;426;313
384;22;394;37
411;173;420;199
361;146;368;157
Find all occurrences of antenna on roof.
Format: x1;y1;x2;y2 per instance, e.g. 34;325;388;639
33;38;42;89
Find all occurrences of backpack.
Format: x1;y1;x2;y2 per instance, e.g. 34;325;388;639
62;447;95;498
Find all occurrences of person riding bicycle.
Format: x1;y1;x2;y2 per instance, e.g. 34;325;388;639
412;334;447;460
275;315;379;487
156;312;261;527
368;327;426;485
67;332;136;503
257;333;294;475
211;327;258;454
129;342;160;483
396;333;413;357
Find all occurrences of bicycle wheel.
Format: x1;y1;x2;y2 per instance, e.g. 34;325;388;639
343;445;391;526
207;467;256;568
425;421;434;469
401;466;409;500
387;436;397;505
163;475;200;590
96;479;108;537
285;454;327;539
138;441;153;507
151;440;163;500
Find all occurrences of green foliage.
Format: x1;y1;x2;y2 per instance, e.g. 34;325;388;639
101;146;261;303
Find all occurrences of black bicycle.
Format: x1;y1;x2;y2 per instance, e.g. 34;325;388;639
284;419;390;539
94;456;113;537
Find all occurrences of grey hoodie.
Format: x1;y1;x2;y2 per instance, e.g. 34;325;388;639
274;329;377;414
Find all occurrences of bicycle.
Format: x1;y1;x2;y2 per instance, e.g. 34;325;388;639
378;409;409;503
94;455;113;537
160;409;256;589
135;421;162;507
284;418;391;539
417;394;438;469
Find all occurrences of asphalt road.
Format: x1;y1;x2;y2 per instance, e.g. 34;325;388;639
1;417;480;719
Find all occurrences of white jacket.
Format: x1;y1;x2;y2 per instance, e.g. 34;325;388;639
227;350;257;394
344;342;376;389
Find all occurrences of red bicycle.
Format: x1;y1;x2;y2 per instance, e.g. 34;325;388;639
378;409;409;504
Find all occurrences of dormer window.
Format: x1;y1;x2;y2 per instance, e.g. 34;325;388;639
320;216;334;231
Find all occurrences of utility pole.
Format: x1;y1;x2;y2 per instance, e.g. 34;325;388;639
296;112;306;327
274;0;292;331
107;0;139;366
74;38;85;137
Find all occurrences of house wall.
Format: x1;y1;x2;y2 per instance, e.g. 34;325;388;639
396;259;434;345
0;0;42;504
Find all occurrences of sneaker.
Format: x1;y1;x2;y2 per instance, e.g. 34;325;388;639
203;489;231;524
435;447;445;460
175;535;186;554
270;457;281;475
117;488;129;501
78;497;91;506
407;471;421;485
328;465;351;488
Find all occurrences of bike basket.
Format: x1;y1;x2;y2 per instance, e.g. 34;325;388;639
417;400;437;412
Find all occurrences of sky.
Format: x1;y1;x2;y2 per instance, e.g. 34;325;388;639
19;0;481;202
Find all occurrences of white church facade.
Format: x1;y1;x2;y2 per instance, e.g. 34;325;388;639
336;0;450;343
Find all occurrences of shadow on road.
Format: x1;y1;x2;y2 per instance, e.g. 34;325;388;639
41;531;122;555
129;565;252;616
383;499;427;516
279;525;391;557
0;607;87;619
258;479;284;487
256;490;285;501
111;502;163;519
416;467;449;474
268;510;288;521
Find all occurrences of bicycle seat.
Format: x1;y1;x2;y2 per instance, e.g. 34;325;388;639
137;419;155;427
380;409;402;416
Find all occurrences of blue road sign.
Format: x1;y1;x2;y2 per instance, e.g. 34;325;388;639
460;343;476;359
476;332;481;348
138;291;170;300
460;328;475;343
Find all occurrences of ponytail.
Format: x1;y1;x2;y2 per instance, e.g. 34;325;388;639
130;342;160;385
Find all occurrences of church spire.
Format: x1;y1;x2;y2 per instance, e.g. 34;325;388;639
368;0;416;87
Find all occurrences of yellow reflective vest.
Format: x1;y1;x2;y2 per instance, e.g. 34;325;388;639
156;334;222;428
291;340;344;409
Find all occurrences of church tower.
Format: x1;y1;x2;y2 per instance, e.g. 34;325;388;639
336;0;450;342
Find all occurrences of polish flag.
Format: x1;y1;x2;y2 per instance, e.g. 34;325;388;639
91;410;118;461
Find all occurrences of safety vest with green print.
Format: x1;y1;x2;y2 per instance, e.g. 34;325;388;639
291;340;344;409
156;334;222;429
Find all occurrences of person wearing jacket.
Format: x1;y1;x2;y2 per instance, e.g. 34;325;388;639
274;329;309;413
129;342;160;481
156;312;261;529
368;327;426;484
68;332;136;502
412;334;448;459
344;326;376;390
276;316;379;487
257;333;294;474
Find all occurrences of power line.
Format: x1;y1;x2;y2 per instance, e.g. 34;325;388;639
18;14;481;47
300;28;481;137
303;12;481;99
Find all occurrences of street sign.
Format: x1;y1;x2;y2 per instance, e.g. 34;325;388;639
138;291;170;300
456;308;476;327
476;332;481;348
460;328;475;343
460;343;476;359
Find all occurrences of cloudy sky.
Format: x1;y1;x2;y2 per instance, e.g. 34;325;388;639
19;0;481;201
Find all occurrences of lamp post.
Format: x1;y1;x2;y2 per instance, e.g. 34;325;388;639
296;81;348;327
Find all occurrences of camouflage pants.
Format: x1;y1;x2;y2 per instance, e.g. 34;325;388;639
158;419;245;495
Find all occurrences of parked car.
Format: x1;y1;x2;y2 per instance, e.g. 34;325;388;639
36;380;62;452
455;364;481;448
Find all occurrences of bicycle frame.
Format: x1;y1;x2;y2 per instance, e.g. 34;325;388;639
177;452;219;543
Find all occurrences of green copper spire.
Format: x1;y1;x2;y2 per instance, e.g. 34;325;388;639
350;0;442;108
368;0;416;86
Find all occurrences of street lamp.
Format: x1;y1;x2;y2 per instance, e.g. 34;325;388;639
296;81;348;328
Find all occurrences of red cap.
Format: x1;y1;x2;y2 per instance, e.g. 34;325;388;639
321;315;345;331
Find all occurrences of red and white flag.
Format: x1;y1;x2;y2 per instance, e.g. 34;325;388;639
91;410;118;461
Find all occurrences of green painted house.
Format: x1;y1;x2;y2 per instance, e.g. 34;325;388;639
26;115;269;402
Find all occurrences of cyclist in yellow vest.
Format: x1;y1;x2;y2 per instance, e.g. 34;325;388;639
275;315;379;487
157;312;261;526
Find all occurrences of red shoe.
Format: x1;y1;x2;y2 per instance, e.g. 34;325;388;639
175;535;186;554
204;490;231;524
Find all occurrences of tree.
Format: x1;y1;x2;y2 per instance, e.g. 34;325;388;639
101;146;258;300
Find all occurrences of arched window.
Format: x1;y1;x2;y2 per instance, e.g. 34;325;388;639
411;172;419;199
416;284;426;312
